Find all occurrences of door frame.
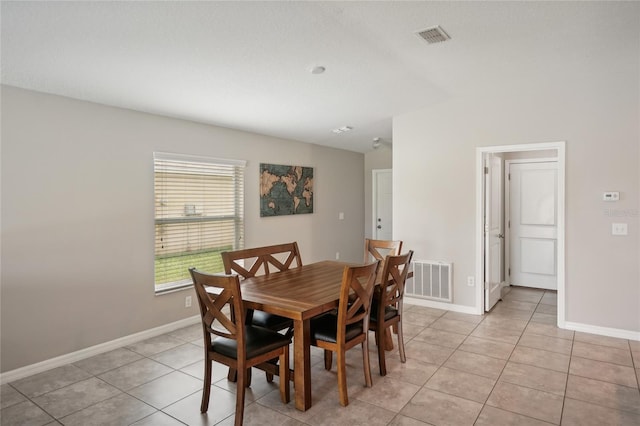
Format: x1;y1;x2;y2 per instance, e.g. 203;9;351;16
475;142;566;328
504;158;559;290
372;169;392;238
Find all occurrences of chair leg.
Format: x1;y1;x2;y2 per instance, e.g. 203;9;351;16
324;349;333;370
376;329;387;376
337;349;348;407
397;321;406;363
201;358;212;413
266;372;274;383
227;367;237;382
279;349;290;403
235;367;247;426
246;368;252;387
362;338;373;387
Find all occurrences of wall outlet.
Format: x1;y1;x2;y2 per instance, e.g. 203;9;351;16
335;252;340;260
467;276;475;287
612;223;628;235
185;295;192;308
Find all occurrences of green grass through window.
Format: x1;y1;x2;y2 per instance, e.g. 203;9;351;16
155;247;231;285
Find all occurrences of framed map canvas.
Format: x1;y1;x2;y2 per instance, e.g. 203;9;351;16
260;163;313;216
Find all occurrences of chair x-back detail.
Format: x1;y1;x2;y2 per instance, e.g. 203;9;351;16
190;268;290;426
369;251;414;376
309;261;380;406
364;239;403;265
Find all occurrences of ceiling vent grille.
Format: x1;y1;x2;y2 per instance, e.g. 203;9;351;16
416;26;450;44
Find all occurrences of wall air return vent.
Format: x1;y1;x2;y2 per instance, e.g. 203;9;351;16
415;26;450;44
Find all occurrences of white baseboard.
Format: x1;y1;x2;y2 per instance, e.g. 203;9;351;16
405;297;479;315
0;315;201;385
563;321;640;342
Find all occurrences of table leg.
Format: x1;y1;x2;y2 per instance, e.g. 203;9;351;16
293;319;311;411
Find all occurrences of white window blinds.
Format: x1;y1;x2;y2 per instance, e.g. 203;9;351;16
154;152;245;292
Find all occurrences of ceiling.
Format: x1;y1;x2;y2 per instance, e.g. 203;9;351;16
1;1;631;153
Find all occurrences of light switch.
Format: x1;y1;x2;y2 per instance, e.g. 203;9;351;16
612;223;628;235
603;192;620;201
338;212;344;220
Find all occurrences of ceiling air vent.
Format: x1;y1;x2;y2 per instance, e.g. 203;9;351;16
416;26;450;44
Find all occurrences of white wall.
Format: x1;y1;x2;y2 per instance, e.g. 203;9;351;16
393;5;639;332
0;86;365;372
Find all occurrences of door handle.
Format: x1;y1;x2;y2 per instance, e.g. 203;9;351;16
498;233;504;239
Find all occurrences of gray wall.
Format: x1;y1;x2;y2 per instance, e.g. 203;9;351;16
393;5;639;331
0;86;365;372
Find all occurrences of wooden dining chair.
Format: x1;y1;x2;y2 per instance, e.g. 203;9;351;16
309;261;380;406
364;238;403;265
222;242;301;336
190;268;290;426
221;242;301;382
368;251;414;376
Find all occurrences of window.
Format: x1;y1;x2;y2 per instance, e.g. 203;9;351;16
154;152;245;293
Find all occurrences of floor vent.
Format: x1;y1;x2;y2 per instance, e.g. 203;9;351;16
406;260;453;302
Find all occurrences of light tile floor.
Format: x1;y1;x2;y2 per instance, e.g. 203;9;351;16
2;287;640;425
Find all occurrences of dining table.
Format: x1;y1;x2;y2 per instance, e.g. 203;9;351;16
238;260;354;411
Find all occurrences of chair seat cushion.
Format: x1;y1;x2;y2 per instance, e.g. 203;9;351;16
252;311;293;332
369;305;398;323
310;313;363;343
212;326;291;359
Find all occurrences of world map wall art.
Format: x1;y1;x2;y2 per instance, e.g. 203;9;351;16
260;163;314;217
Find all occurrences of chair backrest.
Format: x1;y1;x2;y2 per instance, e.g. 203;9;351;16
376;251;414;315
189;268;246;359
337;261;380;342
364;239;403;264
222;242;302;279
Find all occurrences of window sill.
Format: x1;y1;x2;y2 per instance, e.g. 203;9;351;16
155;279;193;296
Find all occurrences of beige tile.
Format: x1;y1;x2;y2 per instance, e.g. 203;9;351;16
180;358;229;382
130;411;187;426
509;346;570;373
518;333;573;355
480;315;529;332
502;289;544;304
499;362;567;396
530;312;556;325
425;367;495;403
403;311;441;327
570;356;638;388
388;414;433;425
0;400;53;426
353;376;421;412
400;322;426;340
150;343;203;369
574;332;630;350
524;322;574;340
540;292;557;306
73;348;143;376
458;336;515;360
489;305;534;321
429;318;479;335
98;358;173;390
413;327;467;348
401;388;483;426
572;341;633;366
475;405;554;426
128;371;202;409
125;334;185;357
217;402;306;426
168;323;203;342
441;311;484;324
163;387;237;425
59;393;155;426
306;398;396;426
534;304;557;315
0;384;26;409
499;299;538;313
486;381;563;424
404;305;447;317
405;340;455;366
471;324;522;344
566;375;640;414
32;377;121;419
561;397;640;426
443;349;507;380
384;357;439;386
10;364;92;398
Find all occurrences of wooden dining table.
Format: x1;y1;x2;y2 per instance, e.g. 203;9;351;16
238;260;353;411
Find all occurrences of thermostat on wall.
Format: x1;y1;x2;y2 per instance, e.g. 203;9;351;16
603;192;619;201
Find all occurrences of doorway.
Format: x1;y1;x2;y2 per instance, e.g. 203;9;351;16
373;169;393;240
475;142;565;327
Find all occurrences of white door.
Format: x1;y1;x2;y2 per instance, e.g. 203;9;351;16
373;169;392;240
508;162;558;290
484;155;504;311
